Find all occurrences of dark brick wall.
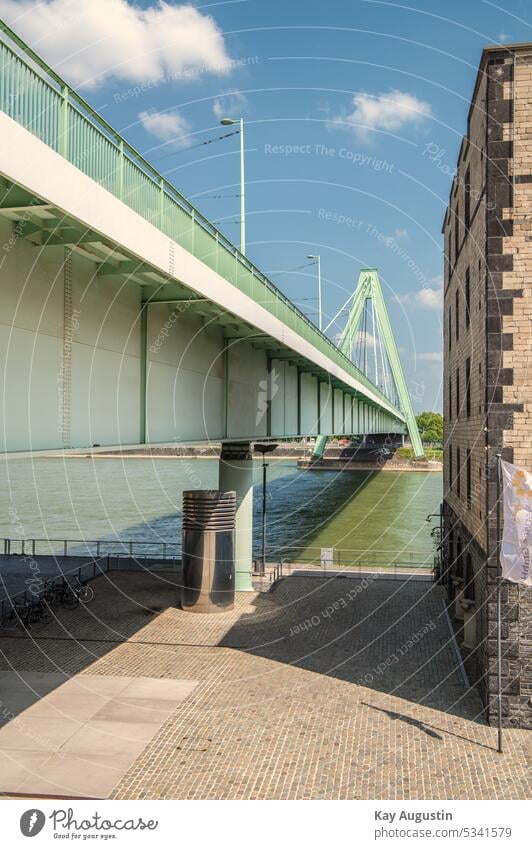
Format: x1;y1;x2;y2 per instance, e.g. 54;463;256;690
443;49;532;730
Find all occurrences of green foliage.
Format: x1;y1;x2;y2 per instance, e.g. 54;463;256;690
415;411;443;445
397;446;443;461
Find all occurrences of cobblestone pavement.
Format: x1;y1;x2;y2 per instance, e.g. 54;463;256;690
0;571;530;799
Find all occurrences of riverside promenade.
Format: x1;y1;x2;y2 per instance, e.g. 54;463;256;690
0;569;529;799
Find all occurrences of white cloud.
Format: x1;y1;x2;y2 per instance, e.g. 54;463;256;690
393;228;408;240
139;109;191;147
354;330;376;349
415;286;443;310
329;89;433;141
0;0;232;88
383;228;408;248
394;275;442;311
212;90;247;120
497;32;511;43
418;351;443;363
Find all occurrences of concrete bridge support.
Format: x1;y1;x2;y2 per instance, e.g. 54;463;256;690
218;441;254;591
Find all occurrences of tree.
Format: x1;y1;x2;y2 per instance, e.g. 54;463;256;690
416;411;443;444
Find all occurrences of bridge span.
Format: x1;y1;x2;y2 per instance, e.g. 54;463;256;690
0;20;420;588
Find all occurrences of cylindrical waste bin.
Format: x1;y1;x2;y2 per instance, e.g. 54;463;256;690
181;490;236;613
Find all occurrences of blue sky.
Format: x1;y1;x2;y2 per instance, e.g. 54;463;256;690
3;0;532;411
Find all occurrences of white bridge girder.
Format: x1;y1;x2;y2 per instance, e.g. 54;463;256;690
0;112;406;452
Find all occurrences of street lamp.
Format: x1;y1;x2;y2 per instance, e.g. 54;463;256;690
220;117;246;254
307;254;322;331
254;442;279;574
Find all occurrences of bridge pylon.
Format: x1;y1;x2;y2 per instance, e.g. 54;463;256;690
313;268;425;459
338;268;424;459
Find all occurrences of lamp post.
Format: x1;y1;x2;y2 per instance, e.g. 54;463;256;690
254;443;278;574
220;117;246;254
307;254;322;331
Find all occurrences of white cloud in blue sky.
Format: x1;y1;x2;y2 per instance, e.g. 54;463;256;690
418;351;443;363
0;0;232;88
212;90;248;120
329;89;433;141
394;276;443;311
139;109;191;148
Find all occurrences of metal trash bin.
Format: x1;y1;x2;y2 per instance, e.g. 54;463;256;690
181;490;236;613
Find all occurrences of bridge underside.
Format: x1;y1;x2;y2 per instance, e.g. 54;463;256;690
0;114;405;454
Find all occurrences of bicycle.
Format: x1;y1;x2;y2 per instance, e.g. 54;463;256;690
57;575;94;607
71;576;94;604
0;602;20;630
30;595;54;626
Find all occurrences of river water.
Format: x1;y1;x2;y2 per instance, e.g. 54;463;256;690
0;457;441;564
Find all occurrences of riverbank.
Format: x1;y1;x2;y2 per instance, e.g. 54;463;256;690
38;441;442;472
298;458;442;472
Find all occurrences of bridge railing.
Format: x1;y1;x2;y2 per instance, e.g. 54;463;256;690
0;19;401;416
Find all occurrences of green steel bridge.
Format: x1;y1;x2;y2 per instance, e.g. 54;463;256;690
0;20;424;586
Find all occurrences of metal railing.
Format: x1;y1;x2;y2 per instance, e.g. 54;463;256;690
0;19;403;418
1;538;435;572
2;537;180;559
271;547;434;574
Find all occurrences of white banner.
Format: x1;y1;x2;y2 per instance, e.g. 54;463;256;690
500;459;532;586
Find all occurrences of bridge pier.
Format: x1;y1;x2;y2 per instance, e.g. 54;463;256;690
219;442;254;591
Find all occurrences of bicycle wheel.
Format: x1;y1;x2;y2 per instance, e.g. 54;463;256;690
77;584;94;604
61;586;79;610
16;605;32;630
37;600;54;625
0;608;19;630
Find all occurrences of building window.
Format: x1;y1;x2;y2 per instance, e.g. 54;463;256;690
447;529;454;581
466;357;471;418
464;166;471;231
466;449;472;509
456;536;463;578
449;374;452;419
455;289;460;341
456;447;461;498
456;367;460;418
454;202;460;262
445;237;452;283
464;552;475;601
449;230;453;274
465;267;470;329
448;307;452;351
449;444;453;493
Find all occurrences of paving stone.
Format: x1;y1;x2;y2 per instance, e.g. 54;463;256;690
0;571;529;800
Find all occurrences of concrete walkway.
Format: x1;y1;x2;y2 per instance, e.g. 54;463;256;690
0;672;196;797
0;571;530;799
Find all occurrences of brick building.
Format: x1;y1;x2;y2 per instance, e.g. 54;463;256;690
443;44;531;729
